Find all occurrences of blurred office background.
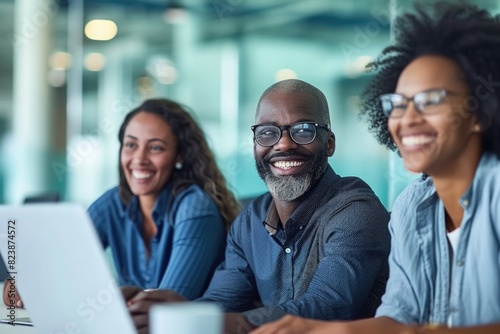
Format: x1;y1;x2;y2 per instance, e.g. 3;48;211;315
0;0;496;209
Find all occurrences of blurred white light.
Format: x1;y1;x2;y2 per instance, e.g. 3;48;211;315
275;69;298;82
356;55;373;71
85;20;118;41
345;55;374;77
163;8;188;24
49;52;72;71
146;57;178;85
84;53;106;71
47;69;66;87
137;76;156;98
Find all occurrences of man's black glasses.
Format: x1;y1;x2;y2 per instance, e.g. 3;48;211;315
251;122;330;147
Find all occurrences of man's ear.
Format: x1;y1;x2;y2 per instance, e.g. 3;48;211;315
327;132;335;157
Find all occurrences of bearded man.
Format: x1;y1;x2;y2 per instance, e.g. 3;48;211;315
122;79;391;334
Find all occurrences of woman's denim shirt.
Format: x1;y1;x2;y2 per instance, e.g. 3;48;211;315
376;153;500;327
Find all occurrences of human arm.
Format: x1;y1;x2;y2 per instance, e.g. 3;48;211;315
373;189;430;324
196;208;260;312
194;208;263;334
250;315;500;334
157;188;225;300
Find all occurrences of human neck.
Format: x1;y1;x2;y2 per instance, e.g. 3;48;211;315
432;150;482;231
273;198;301;229
138;195;156;217
138;195;158;259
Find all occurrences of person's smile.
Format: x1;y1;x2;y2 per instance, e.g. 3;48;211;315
130;169;155;181
267;151;311;176
398;131;437;153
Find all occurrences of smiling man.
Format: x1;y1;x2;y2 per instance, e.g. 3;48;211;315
123;79;391;334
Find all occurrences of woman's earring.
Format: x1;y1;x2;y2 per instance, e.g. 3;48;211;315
175;162;183;170
473;123;481;132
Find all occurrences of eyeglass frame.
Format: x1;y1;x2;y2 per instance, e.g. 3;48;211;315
251;121;331;147
379;89;459;118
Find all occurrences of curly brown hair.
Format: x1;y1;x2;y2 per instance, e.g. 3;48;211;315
360;1;500;157
118;98;240;229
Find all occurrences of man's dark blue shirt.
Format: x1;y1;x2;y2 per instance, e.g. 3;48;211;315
197;166;391;326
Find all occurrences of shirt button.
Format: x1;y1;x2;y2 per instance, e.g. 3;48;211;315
456;260;464;267
450;306;458;313
285;247;291;254
299;226;303;230
460;199;469;207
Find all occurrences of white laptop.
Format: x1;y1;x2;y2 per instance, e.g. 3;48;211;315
0;204;137;334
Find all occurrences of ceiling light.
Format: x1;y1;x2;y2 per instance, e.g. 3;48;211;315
85;20;118;41
49;52;72;71
84;53;106;71
163;1;188;24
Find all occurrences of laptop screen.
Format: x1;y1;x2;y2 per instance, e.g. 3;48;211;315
0;204;136;334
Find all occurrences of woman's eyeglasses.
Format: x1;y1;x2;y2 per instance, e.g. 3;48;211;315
251;122;330;147
379;89;457;118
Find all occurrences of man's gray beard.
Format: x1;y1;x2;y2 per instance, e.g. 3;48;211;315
264;173;313;202
256;151;328;202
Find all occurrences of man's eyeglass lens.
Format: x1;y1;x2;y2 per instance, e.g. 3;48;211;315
252;122;329;147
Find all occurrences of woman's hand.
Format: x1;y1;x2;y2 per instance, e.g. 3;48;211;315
121;287;188;334
120;285;143;303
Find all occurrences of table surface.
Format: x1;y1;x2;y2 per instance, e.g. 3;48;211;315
0;281;35;334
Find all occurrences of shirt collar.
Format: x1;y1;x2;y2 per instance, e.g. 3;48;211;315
461;152;497;209
125;195;140;223
263;201;280;235
151;183;174;224
417;152;496;212
124;182;174;228
261;165;340;235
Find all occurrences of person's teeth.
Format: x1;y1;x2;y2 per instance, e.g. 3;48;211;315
402;136;434;146
273;161;304;170
132;171;153;179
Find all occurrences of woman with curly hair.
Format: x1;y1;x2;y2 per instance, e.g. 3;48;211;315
2;98;240;306
87;98;239;300
251;2;500;334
